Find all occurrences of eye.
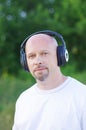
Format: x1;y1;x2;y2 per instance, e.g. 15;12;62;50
41;52;48;56
28;54;35;59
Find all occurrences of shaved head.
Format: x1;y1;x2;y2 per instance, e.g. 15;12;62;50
25;34;58;50
25;33;60;82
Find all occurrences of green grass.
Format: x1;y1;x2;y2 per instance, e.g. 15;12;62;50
0;66;86;130
61;64;86;84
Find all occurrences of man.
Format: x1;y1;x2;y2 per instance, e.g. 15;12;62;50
12;30;86;130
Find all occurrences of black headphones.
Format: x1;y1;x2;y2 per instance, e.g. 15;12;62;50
20;30;69;72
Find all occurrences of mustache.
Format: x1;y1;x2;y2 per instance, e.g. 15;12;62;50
34;65;47;71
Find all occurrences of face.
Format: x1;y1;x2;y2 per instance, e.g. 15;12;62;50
25;34;58;81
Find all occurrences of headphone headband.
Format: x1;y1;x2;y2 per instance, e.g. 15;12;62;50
21;30;66;50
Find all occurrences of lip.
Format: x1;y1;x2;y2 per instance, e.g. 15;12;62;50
34;67;46;72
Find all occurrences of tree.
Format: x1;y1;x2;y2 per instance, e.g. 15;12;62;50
0;0;86;75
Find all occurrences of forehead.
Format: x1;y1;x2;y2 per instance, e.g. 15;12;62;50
25;34;57;52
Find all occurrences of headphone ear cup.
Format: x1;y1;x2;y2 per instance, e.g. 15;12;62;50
20;49;29;71
57;46;69;66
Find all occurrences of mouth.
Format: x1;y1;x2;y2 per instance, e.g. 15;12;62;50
34;67;47;72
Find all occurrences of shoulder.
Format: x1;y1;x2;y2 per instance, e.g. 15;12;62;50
16;83;37;106
66;76;86;99
70;76;86;90
65;77;86;111
68;76;86;89
68;76;86;101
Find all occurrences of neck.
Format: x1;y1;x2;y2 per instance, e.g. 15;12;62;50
36;71;67;90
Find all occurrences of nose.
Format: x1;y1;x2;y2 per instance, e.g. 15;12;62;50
34;55;43;65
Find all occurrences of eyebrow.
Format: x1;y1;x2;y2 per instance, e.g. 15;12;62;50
28;49;49;53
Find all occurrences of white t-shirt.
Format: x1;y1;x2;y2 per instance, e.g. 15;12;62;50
12;77;86;130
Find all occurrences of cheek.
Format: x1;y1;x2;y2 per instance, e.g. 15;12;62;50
27;59;33;70
50;56;57;66
47;57;57;71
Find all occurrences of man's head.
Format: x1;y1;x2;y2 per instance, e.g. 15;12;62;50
25;34;58;81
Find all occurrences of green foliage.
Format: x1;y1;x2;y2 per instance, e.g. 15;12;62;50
0;103;14;130
61;64;86;84
0;72;35;111
0;0;86;75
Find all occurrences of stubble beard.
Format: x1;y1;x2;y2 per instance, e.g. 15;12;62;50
33;70;49;81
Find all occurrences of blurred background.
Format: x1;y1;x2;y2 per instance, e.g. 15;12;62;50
0;0;86;130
